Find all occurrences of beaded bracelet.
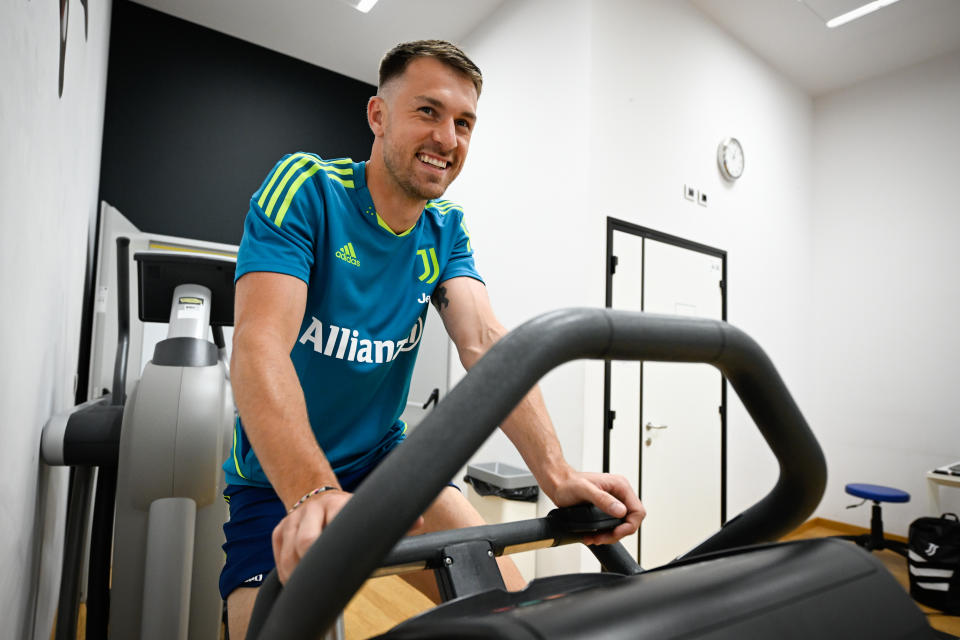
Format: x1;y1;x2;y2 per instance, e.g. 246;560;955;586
289;486;339;514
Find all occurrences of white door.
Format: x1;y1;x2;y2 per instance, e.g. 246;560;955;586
608;233;724;568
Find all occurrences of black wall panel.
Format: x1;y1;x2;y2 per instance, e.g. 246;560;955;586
99;0;376;245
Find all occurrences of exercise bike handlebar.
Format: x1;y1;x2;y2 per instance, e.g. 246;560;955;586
376;504;629;578
251;503;633;617
249;308;827;640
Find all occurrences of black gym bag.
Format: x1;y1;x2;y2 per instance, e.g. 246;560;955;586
908;513;960;614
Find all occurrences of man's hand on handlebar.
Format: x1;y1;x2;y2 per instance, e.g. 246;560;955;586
271;490;426;584
271;489;352;584
548;471;645;546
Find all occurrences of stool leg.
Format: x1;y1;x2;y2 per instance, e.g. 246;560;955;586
869;502;884;551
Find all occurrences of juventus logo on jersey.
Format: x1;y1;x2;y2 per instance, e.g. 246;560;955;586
417;247;439;284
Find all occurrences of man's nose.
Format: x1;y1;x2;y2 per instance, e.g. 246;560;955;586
432;118;457;150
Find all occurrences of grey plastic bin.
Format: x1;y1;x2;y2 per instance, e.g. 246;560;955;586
464;462;540;580
464;462;539;502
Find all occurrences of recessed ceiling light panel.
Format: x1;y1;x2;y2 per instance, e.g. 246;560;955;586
338;0;380;13
826;0;902;28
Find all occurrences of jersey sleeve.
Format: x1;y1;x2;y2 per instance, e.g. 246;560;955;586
439;212;484;285
235;154;322;284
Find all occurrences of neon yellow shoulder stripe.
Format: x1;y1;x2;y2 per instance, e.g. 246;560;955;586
324;172;355;189
430;200;463;212
264;155;313;219
258;153;313;210
258;153;355;216
274;164;322;226
316;162;353;176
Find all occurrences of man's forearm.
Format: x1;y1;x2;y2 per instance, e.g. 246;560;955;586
232;335;339;509
498;385;574;500
451;309;572;499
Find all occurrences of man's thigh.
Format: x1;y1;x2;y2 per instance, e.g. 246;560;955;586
402;486;526;599
420;485;489;532
227;586;259;640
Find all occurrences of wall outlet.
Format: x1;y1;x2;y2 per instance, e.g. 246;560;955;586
698;191;708;207
684;184;696;201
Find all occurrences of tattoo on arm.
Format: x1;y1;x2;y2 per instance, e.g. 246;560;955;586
432;285;450;311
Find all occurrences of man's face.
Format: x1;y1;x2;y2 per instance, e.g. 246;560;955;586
374;57;478;201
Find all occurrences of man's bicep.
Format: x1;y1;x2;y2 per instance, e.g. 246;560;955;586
433;276;505;368
234;271;308;351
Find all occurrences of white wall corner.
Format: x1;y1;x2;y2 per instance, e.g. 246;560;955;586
0;0;114;636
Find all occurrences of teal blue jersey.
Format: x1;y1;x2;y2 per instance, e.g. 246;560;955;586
224;152;482;488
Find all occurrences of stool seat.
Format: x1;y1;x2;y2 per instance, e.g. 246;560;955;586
845;483;910;503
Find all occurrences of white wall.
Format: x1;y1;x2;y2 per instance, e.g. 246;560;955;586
453;0;594;575
587;0;815;528
0;1;112;637
810;49;960;535
452;0;593;472
456;0;816;574
457;1;959;573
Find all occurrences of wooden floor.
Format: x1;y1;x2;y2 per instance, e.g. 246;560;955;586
343;575;434;639
58;576;434;640
781;519;960;638
58;519;959;639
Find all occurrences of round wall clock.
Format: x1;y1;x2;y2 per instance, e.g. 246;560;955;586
717;137;744;181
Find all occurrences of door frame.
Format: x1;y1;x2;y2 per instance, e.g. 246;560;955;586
603;217;729;526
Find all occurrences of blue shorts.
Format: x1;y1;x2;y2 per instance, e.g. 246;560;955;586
219;442;458;599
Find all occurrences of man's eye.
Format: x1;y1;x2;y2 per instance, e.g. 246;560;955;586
456;119;471;130
418;106;435;116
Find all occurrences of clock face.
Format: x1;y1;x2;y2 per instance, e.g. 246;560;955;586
718;138;744;181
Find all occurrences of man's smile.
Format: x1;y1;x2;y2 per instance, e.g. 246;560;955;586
417;153;450;170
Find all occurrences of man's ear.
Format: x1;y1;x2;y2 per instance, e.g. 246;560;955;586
368;96;386;136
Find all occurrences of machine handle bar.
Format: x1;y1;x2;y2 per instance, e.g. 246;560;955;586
249;309;827;640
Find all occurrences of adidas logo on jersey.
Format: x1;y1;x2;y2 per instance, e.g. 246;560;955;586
336;242;360;267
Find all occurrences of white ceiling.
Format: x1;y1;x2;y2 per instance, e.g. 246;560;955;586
690;0;960;96
131;0;506;86
133;0;960;96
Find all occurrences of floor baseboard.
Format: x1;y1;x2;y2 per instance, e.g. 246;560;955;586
788;517;909;543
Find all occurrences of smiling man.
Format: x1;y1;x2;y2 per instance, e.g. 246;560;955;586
220;40;645;638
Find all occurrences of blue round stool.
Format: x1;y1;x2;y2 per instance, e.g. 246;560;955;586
837;483;910;557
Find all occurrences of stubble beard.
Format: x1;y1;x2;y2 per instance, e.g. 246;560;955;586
382;140;451;202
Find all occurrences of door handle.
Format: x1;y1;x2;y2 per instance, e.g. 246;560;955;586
645;422;668;431
404;388;440;411
421;388;440;410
